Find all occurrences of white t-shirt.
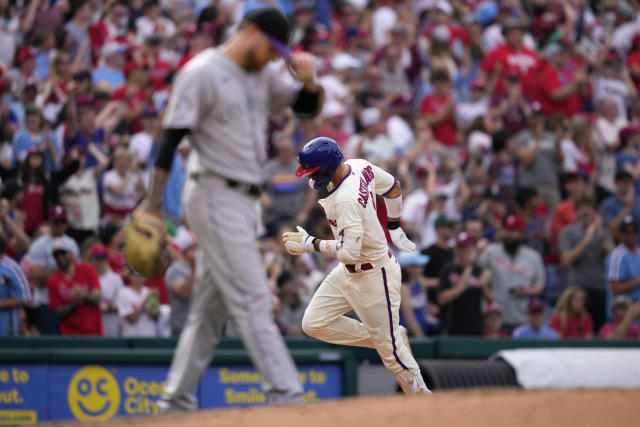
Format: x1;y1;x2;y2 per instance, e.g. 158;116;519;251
593;77;630;120
344;134;395;164
102;169;141;211
456;98;489;130
371;6;397;47
318;159;395;263
134;16;176;45
60;169;101;230
387;115;414;154
593;116;628;192
100;269;124;338
401;189;429;232
117;286;157;337
129;131;154;165
560;138;587;173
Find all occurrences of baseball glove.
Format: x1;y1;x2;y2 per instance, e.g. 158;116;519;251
124;210;169;277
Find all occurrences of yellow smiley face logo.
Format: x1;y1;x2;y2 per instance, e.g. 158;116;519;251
68;366;121;421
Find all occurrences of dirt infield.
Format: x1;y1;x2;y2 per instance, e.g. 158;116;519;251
45;389;638;427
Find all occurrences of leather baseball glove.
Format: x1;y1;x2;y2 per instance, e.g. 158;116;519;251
124;210;169;277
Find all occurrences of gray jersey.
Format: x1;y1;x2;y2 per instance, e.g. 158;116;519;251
162;48;301;184
479;242;546;326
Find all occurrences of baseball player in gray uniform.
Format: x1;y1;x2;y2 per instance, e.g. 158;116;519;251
135;8;323;411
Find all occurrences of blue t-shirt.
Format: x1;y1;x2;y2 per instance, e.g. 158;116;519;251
599;196;640;243
148;144;186;221
0;262;25;336
92;67;125;88
64;129;104;168
606;245;640;319
616;152;640;195
12;130;60;172
512;324;558;339
34;49;50;81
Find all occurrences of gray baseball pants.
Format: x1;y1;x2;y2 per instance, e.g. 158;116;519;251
158;174;303;411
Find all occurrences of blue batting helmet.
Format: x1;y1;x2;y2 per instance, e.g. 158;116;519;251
295;137;344;190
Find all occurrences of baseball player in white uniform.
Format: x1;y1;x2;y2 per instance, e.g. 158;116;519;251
133;8;324;411
282;137;431;395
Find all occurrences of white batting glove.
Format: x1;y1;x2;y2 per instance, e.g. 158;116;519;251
282;226;315;256
389;228;416;253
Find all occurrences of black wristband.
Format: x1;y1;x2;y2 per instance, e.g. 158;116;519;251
388;220;400;230
311;237;319;252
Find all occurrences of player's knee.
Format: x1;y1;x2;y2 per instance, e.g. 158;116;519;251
301;310;323;338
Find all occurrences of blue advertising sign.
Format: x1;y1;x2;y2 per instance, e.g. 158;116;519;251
0;365;48;425
0;362;343;423
199;364;343;408
49;365;170;421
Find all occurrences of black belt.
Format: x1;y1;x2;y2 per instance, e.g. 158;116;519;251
345;251;391;273
190;173;263;198
225;179;263;198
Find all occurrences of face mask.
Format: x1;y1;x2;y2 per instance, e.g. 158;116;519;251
504;239;522;256
308;178;316;189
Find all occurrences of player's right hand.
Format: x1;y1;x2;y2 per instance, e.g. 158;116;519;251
282;226;314;255
389;227;416;253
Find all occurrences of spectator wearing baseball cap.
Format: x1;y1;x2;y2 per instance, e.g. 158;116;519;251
47;235;103;336
512;298;558;339
92;42;126;93
27;204;81;332
598;295;640;339
482;303;508;338
478;214;546;333
437;232;493;336
398;251;435;337
165;227;198;336
599;170;640;242
89;244;124;337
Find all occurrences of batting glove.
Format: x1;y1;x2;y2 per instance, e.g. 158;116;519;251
389;227;416;253
282;226;315;256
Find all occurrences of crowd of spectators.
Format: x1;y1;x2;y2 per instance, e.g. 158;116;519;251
0;0;640;341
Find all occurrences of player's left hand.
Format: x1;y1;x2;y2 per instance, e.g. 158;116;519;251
290;52;316;85
282;226;315;255
389;227;416;253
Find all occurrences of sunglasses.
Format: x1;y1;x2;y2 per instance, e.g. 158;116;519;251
53;250;69;257
53;219;68;225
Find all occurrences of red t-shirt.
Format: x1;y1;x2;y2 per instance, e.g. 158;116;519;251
420;93;456;146
20;183;45;233
149;61;172;90
627;52;640;92
48;263;103;336
537;64;582;117
598;321;640;339
481;44;539;95
111;86;147;133
550;313;593;338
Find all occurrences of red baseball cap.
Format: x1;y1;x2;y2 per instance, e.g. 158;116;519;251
49;204;68;222
455;231;473;247
15;46;35;66
503;214;526;232
124;60;148;77
89;243;109;258
471;79;486;90
483;303;502;317
528;298;546;313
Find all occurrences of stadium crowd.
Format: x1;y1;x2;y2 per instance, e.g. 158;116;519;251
0;0;639;341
